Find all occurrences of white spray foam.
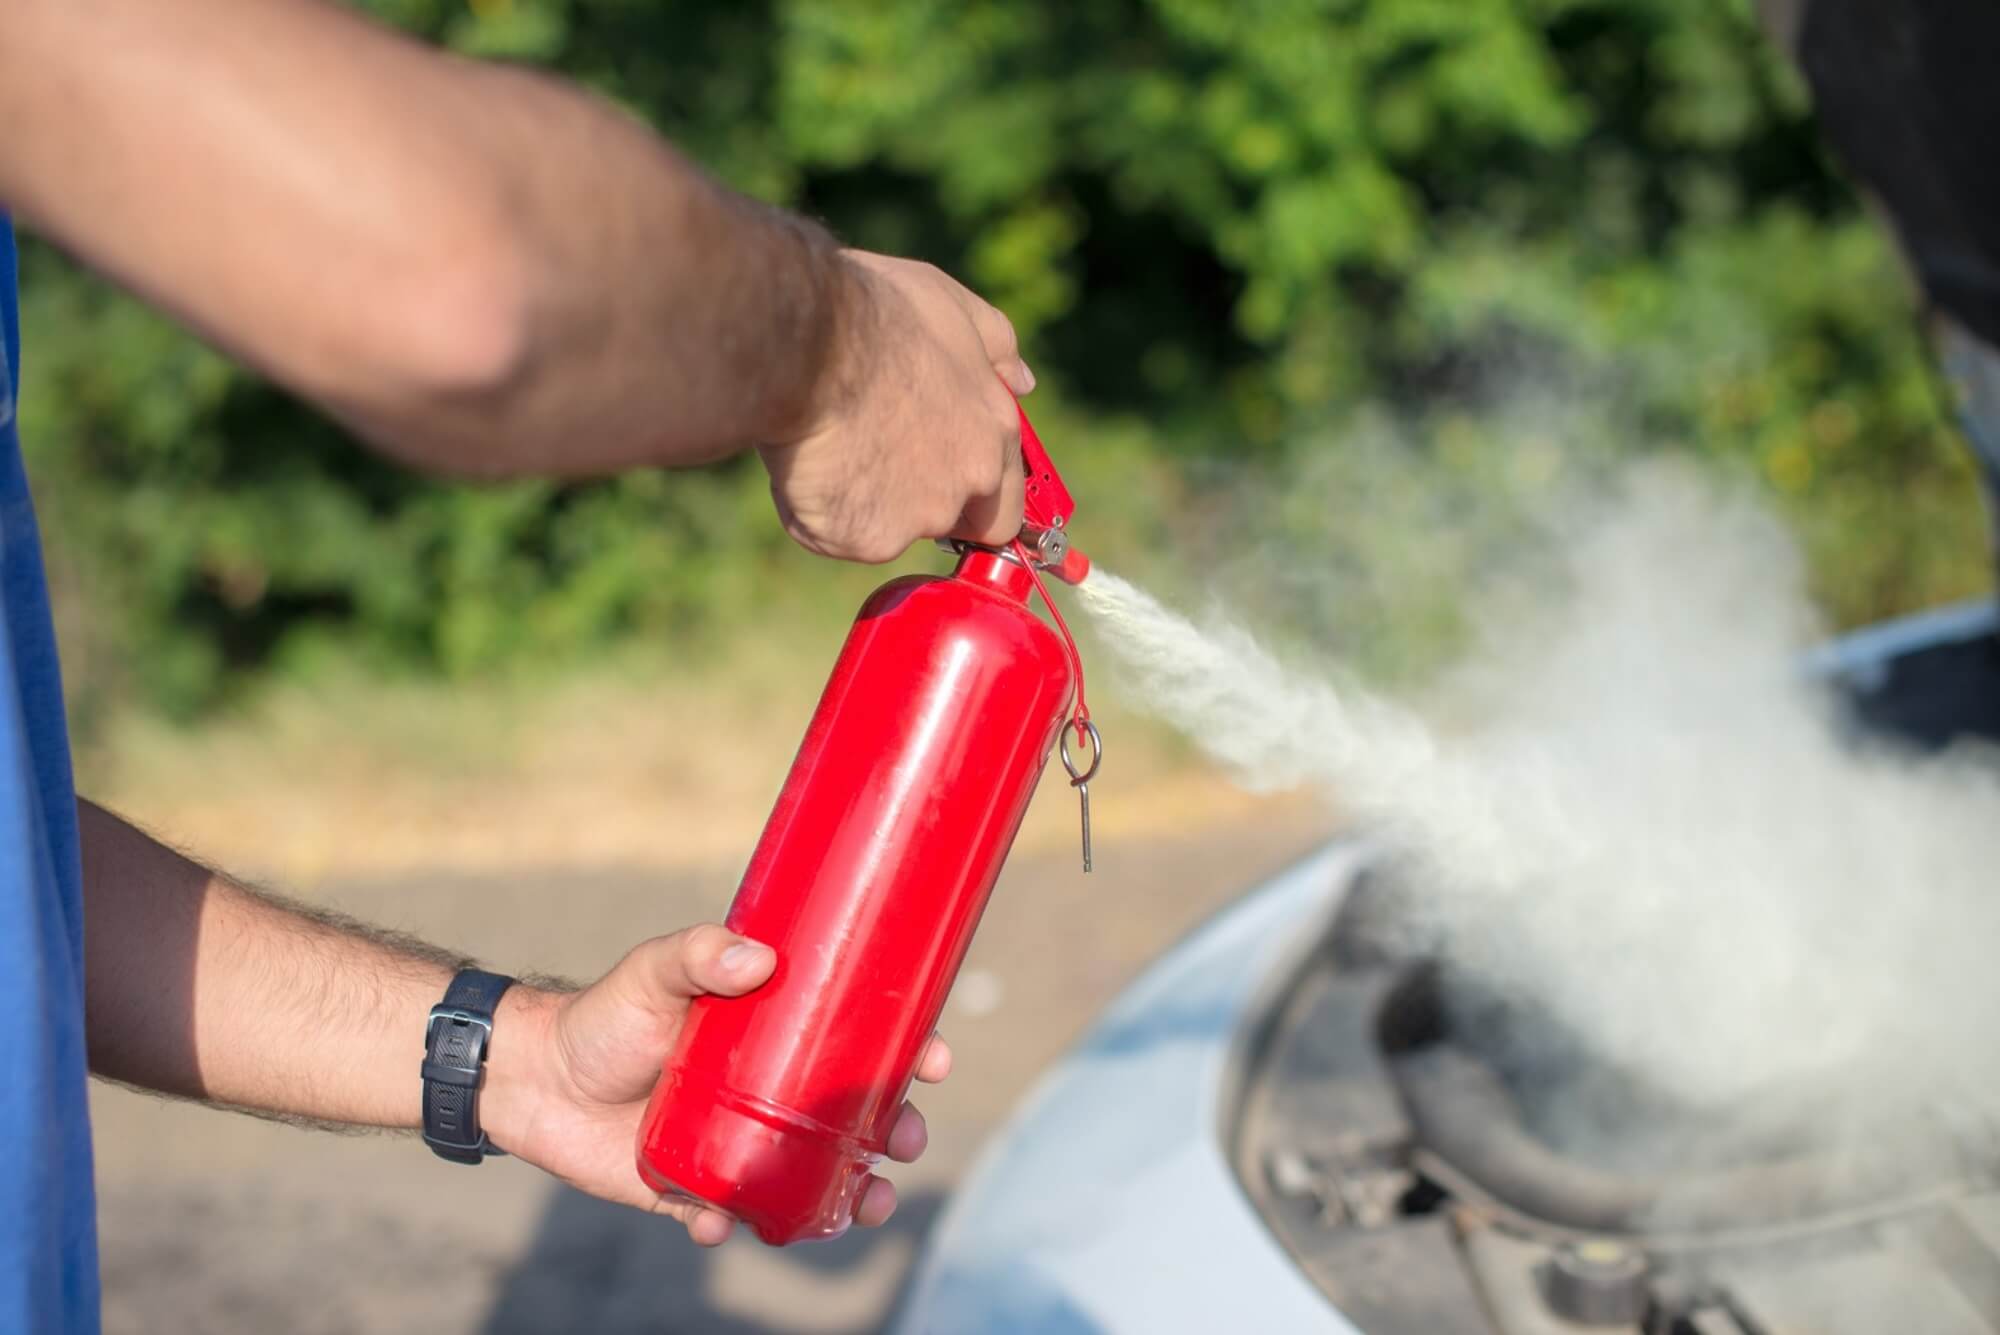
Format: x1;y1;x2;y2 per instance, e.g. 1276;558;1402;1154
1081;466;2000;1121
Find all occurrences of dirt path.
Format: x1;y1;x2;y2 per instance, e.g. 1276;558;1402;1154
91;811;1326;1334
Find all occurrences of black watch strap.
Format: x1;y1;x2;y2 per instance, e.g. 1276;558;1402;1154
422;968;515;1164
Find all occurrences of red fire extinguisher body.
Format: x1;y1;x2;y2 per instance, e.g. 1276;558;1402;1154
636;548;1075;1244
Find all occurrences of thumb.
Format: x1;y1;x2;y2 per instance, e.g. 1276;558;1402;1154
613;924;776;1014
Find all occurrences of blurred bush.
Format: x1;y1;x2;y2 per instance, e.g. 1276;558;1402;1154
17;0;1989;718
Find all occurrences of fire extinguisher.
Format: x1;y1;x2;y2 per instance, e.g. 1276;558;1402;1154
634;405;1100;1245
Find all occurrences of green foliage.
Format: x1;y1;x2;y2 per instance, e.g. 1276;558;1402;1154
16;0;1989;716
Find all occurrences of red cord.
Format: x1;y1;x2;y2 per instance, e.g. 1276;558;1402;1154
1011;538;1091;739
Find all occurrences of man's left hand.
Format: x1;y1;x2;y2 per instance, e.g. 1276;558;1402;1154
485;925;951;1247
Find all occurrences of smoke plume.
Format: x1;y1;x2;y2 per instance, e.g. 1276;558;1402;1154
1080;465;2000;1134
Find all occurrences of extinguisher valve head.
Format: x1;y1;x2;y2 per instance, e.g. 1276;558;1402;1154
1025;523;1069;567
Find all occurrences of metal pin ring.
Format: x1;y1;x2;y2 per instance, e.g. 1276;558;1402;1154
1059;718;1102;787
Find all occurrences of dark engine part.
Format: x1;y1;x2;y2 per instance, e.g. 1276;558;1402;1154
1387;984;1998;1244
1230;865;2000;1335
1840;623;2000;749
1540;1242;1650;1326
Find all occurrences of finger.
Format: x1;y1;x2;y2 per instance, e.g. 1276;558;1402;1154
952;445;1025;548
958;293;1033;396
649;1192;737;1247
616;924;775;1012
915;1034;952;1084
686;1206;736;1248
950;398;1026;548
856;1174;898;1229
887;1103;928;1163
994;352;1035;397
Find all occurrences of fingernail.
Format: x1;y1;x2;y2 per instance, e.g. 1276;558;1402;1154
1019;362;1037;393
721;942;772;972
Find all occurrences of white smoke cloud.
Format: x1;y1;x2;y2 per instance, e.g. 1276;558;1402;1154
1081;464;2000;1130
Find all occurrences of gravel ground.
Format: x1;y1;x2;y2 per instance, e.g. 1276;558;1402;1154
91;814;1325;1334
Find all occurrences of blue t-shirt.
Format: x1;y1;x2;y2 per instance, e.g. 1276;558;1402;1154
0;218;100;1330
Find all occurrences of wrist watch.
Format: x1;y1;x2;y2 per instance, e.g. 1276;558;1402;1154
422;967;516;1164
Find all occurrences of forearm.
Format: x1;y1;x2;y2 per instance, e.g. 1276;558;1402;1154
0;0;844;476
78;799;559;1138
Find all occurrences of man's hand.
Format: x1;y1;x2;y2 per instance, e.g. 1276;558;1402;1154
488;925;952;1247
758;250;1038;564
3;2;1043;560
0;0;1020;493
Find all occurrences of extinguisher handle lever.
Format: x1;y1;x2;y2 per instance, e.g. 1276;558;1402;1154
1016;406;1076;537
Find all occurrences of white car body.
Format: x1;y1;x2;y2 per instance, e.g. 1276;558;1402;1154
895;840;1371;1335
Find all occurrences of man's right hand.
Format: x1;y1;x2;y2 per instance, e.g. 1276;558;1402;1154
1;0;1042;539
758;251;1037;564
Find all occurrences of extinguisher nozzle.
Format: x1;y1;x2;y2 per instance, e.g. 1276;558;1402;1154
1051;547;1091;586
